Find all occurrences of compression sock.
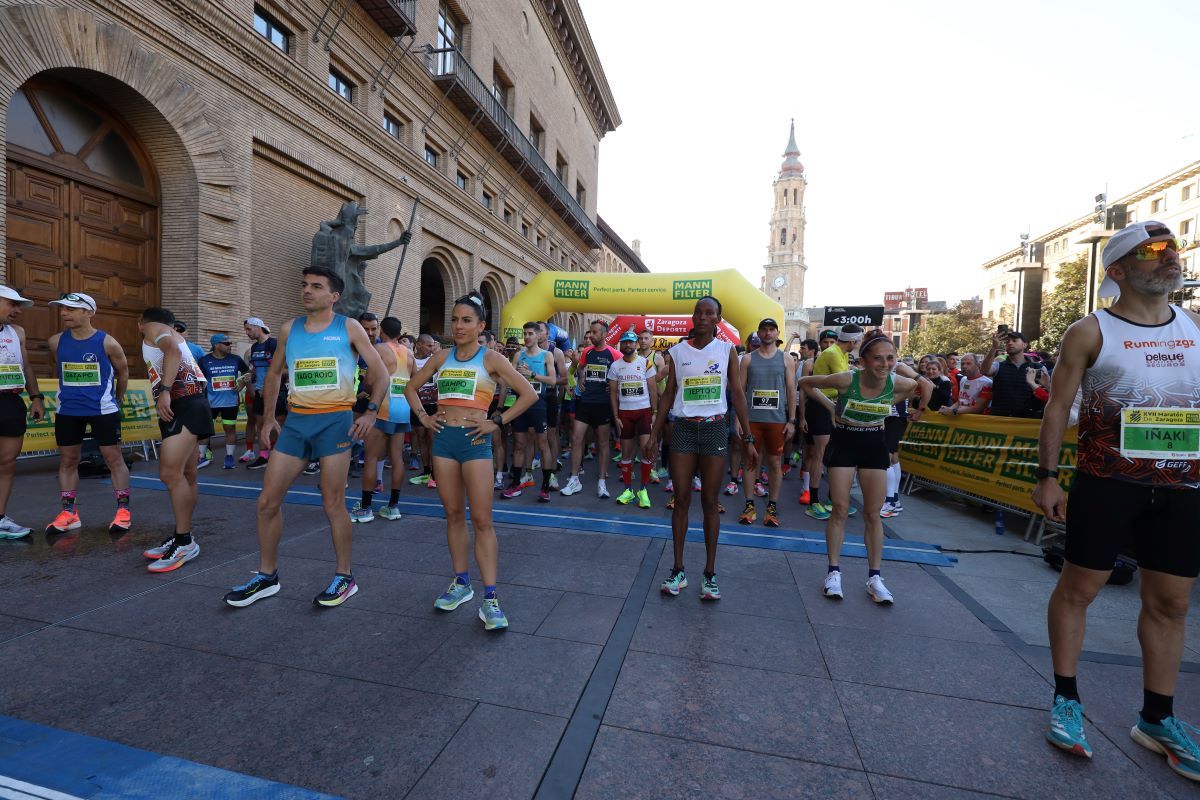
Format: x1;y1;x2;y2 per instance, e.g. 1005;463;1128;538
1054;674;1079;702
361;491;373;508
542;469;552;490
175;531;193;546
827;564;840;573
484;585;497;599
620;461;632;487
886;464;900;504
114;489;130;509
455;571;470;586
801;471;810;492
61;491;77;511
869;569;881;578
376;461;385;483
1141;690;1174;725
389;489;401;506
640;461;652;487
225;442;235;457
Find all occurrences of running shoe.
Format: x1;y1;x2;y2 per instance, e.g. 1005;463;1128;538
549;473;560;491
584;447;595;461
560;475;583;496
891;500;904;513
142;534;177;559
616;488;636;505
520;472;535;489
847;505;859;517
301;461;319;475
656;467;670;479
738;500;757;525
723;480;737;495
611;452;622;463
664;479;674;493
823;570;843;599
597;479;610;499
661;569;687;596
198;451;212;469
700;574;721;601
494;473;505;490
314;574;358;607
409;456;421;470
1131;715;1200;781
223;454;235;470
377;505;402;520
648;471;661;485
532;456;541;469
763;503;781;528
717;503;725;514
866;575;894;605
754;482;768;497
538;489;550;503
247;455;269;470
798;489;810;505
239;449;255;463
224;572;280;607
1046;695;1092;758
147;539;199;573
410;472;431;485
806;502;831;521
0;516;32;539
666;496;675;510
478;597;509;630
434;579;474;611
880;502;898;518
373;481;384;494
427;477;437;489
349;503;374;523
692;476;702;491
109;507;132;533
501;485;522;499
636;488;652;509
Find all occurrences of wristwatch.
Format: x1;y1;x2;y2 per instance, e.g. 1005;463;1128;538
742;434;756;444
366;401;379;412
1034;467;1059;480
492;412;505;428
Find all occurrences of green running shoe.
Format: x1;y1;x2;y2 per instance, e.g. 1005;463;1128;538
636;488;652;509
661;569;687;596
434;579;474;611
847;505;859;517
1046;695;1092;758
616;487;636;505
377;505;402;520
1131;715;1200;781
806;502;831;521
478;596;509;630
409;472;431;485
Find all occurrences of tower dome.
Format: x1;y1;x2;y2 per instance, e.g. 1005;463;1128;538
779;118;804;177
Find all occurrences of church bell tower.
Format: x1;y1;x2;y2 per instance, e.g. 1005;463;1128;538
762;120;807;340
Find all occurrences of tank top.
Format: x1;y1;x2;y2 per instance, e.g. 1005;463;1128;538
834;371;894;429
517;349;549;396
608;355;656;411
579;345;619;404
247;337;277;392
670;337;733;419
436;344;496;411
285;315;357;413
56;329;118;416
745;349;787;424
0;325;24;394
144;337;207;400
380;342;411;424
1078;307;1200;487
415;355;437;406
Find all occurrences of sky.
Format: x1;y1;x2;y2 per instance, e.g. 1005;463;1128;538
579;0;1200;308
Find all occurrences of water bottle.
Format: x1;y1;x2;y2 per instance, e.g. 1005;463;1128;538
995;509;1005;536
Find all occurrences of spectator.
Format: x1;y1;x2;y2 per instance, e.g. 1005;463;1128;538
921;359;954;411
939;352;992;416
981;330;1043;418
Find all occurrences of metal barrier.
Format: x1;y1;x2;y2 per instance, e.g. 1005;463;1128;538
902;472;1063;545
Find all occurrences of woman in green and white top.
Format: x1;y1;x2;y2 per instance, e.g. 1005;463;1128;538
799;330;929;605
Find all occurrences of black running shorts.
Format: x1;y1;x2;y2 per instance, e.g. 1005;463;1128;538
827;424;889;471
160;394;216;440
670;416;728;457
56;412;121;447
804;398;833;440
0;393;27;438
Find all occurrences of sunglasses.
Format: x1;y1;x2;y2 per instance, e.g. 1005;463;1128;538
58;292;95;310
1132;238;1183;261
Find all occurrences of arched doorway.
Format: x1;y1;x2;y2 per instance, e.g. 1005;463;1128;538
5;79;159;375
419;257;446;337
480;282;498;332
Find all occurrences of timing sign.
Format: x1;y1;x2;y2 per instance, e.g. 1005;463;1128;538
823;306;885;326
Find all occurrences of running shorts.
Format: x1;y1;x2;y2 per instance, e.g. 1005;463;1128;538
252;391;288;419
512;399;548;434
275;410;354;461
884;416;908;454
804;398;833;440
55;412;121;447
827;424;888;471
0;393;27;438
374;419;411;436
544;388;560;428
433;425;493;463
211;406;239;422
748;421;787;457
160;394;215;440
1065;472;1200;578
618;407;652;439
670;415;729;457
575;401;612;428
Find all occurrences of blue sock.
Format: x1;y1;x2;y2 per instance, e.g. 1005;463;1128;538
869;569;881;578
455;571;470;586
484;585;497;599
827;565;840;574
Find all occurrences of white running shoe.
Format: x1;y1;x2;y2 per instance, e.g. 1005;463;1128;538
549;472;560;491
880;502;898;518
823;570;844;599
239;448;255;463
560;475;583;496
866;575;894;605
693;476;703;491
494;472;505;490
597;479;610;499
147;540;200;573
0;516;32;539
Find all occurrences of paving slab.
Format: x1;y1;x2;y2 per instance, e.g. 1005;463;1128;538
659;539;796;583
867;773;1017;799
642;567;810;622
534;591;624;645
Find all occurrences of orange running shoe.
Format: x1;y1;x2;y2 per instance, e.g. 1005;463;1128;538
798;490;811;505
46;509;81;533
109;507;132;533
738;501;756;525
763;503;781;528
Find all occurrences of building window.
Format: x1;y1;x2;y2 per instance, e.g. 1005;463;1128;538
536;233;545;249
1151;197;1163;213
989;288;995;301
482;191;493;210
456;171;468;191
560;254;567;266
555;152;568;184
780;228;787;246
383;113;402;139
575;181;586;207
436;4;459;73
793;189;798;204
254;7;291;52
1181;218;1192;236
492;62;513;112
520;221;530;238
328;68;354;102
424;144;439;168
503;207;513;225
1184;184;1193;202
530;115;545;154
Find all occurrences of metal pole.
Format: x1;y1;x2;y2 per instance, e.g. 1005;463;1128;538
384;196;421;319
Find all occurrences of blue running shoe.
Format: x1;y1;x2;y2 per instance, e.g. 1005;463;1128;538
1046;695;1092;758
478;596;509;630
434;579;474;611
1131;715;1200;782
223;454;235;470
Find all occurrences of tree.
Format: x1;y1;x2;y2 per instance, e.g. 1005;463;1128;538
1038;255;1087;353
904;301;992;358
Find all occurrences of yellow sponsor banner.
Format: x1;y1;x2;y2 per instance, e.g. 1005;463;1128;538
898;413;1077;516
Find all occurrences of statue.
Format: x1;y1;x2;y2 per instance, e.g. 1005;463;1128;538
310;201;411;318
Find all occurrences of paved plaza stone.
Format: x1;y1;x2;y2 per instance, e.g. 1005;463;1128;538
1;456;1198;799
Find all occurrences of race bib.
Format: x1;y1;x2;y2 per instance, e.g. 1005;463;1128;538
526;374;544;394
1120;408;1200;460
62;361;101;386
751;389;780;410
437;368;478;401
682;375;722;405
0;364;23;389
844;398;892;418
620;380;645;397
294;358;339;392
211;376;237;392
390;376;408;397
584;363;608;384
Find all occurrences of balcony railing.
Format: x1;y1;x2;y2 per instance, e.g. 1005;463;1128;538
356;0;416;37
425;46;601;248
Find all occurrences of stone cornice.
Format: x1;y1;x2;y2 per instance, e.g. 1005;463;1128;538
533;0;620;136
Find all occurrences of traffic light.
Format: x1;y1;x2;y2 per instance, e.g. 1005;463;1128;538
1106;203;1128;230
1094;193;1106;224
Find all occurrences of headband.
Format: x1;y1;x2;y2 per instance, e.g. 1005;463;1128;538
837;331;864;343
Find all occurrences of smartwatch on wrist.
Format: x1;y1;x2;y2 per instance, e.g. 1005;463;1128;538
1034;467;1059;480
492;413;505;428
29;394;44;400
742;434;756;444
366;402;379;413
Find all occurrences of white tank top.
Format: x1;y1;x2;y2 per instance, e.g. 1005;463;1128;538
0;325;24;394
144;337;207;400
1079;306;1200;487
670;338;733;418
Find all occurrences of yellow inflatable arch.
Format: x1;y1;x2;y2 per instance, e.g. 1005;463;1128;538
499;269;784;344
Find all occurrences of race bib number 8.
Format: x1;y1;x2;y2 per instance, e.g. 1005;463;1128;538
751;389;780;410
62;361;101;387
294;358;339;391
0;364;23;388
437;368;478;401
682;375;722;404
1120;408;1200;460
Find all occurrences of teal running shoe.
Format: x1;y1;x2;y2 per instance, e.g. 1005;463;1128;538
616;488;636;505
805;502;831;521
699;574;721;601
1046;695;1092;758
478;596;509;630
349;503;374;523
377;505;402;521
434;579;474;611
847;505;859;517
660;569;687;596
1131;715;1200;781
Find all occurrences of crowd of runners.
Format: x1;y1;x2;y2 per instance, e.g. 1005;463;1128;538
0;219;1197;781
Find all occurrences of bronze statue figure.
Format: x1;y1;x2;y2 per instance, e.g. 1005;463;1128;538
310;201;411;318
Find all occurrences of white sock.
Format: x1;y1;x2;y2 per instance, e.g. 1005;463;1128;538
886;463;900;501
801;471;810;492
376;461;385;482
198;443;205;457
225;443;235;456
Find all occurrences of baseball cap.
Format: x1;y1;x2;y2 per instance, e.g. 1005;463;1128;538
1006;330;1029;343
173;320;188;333
758;318;779;330
619;330;638;343
244;316;271;333
0;286;33;307
1100;221;1174;298
747;333;762;345
819;329;837;340
210;333;231;346
49;292;97;312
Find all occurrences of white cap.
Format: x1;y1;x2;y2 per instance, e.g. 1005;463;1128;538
244;316;271;333
1100;220;1174;299
49;292;97;312
0;286;33;307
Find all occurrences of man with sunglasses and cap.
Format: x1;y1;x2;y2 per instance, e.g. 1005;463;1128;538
0;286;45;538
46;292;132;535
738;318;795;528
1035;221;1200;781
608;329;658;508
198;333;250;469
981;328;1042;418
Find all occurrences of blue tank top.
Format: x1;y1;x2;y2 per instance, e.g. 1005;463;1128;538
517;349;548;396
285;315;357;413
57;330;118;416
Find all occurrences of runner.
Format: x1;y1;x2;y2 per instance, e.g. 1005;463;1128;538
537;321;568;489
223;266;385;608
409;333;437;488
791;337;819;486
197;334;249;469
173;321;210;467
879;358;929;518
637;328;667;483
138;308;213;573
799;330;927;604
45;292;132;535
345;312;381;480
561;321;620;498
646;297;756;600
800;326;860;520
0;287;44;539
502;322;557;502
243;317;285;469
1035;221;1200;778
350;316;413;523
404;291;538;630
609;330;658;508
738;318;795;528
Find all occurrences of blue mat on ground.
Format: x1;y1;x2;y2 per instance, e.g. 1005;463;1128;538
130;476;956;567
